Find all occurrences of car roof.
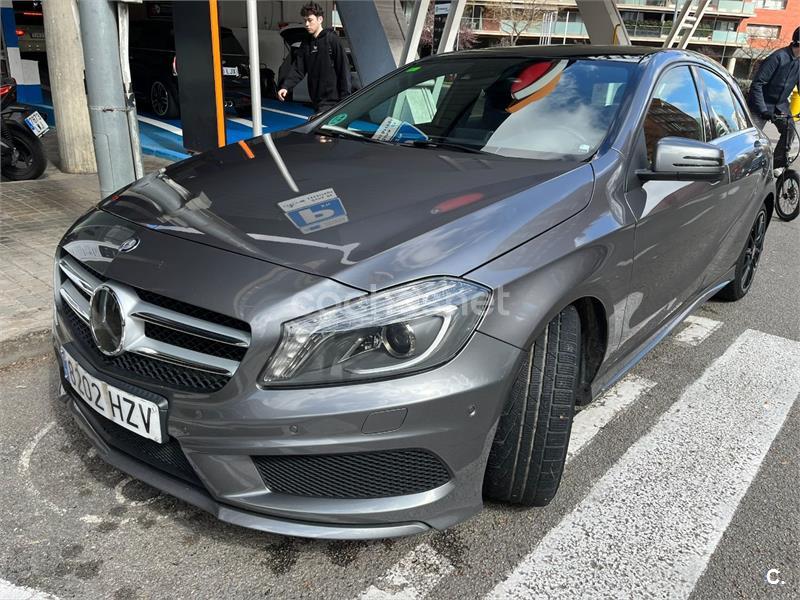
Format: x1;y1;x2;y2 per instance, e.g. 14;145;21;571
443;44;661;61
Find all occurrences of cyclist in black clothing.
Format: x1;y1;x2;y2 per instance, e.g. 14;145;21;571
748;26;800;168
277;2;350;114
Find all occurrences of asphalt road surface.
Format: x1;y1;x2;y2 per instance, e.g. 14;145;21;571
1;216;798;600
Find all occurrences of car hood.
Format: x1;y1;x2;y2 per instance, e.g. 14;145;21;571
102;131;594;290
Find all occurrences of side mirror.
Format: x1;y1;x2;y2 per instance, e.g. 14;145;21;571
637;137;725;182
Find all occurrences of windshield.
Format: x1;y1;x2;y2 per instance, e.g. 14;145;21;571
221;29;246;55
318;56;636;160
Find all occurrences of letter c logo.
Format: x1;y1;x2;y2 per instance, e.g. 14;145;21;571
766;569;782;585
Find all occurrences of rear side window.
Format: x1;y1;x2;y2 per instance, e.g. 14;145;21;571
697;68;742;139
643;66;704;164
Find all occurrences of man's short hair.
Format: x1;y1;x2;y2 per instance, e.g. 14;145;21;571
301;2;324;18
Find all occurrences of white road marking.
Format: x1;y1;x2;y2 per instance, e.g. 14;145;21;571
358;544;455;600
262;105;311;120
488;329;800;600
567;375;656;462
673;315;722;346
136;115;183;137
79;515;103;524
229;117;257;130
17;422;65;515
0;578;60;600
114;477;161;507
18;422;55;476
357;374;657;599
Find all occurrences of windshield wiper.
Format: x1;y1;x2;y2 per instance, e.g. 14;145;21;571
405;138;487;155
317;125;391;145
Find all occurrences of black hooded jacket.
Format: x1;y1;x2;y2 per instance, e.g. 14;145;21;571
281;28;351;109
748;46;800;117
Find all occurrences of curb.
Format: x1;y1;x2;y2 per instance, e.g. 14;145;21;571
0;328;52;369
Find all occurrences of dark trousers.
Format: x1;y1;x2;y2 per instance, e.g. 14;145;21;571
753;113;795;169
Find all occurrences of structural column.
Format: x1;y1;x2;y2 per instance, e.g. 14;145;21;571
41;0;96;173
77;0;137;197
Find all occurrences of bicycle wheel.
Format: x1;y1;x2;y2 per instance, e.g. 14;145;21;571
776;170;800;221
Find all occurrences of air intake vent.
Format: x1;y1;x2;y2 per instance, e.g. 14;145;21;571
252;449;451;499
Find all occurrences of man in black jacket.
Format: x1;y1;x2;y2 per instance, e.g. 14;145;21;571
277;3;350;114
748;26;800;168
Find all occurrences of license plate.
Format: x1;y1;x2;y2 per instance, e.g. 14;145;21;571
60;347;163;443
24;111;48;137
31;32;45;39
223;66;239;76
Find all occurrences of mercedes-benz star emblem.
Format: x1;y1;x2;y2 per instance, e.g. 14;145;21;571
119;236;139;253
90;285;126;356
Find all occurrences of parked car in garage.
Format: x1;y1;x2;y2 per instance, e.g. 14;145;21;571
12;1;46;55
53;45;773;539
129;19;266;118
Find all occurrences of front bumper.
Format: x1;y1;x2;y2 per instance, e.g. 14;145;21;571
55;313;521;539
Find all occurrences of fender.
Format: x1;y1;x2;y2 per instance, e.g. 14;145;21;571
2;103;44;127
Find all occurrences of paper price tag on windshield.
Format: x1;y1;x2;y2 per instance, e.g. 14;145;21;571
373;117;404;141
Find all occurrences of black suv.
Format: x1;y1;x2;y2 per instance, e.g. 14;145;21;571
129;19;268;118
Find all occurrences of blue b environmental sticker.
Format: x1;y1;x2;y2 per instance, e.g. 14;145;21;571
328;113;348;126
278;188;348;234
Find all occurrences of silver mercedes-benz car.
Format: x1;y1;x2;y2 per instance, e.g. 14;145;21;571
54;45;773;539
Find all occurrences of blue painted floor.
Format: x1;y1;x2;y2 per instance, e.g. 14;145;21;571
31;98;314;162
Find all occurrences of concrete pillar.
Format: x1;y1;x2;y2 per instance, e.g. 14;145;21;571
726;56;737;74
41;0;97;173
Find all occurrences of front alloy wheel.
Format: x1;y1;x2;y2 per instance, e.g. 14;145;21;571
716;204;768;301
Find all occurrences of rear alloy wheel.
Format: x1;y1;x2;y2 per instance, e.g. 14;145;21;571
776;171;800;221
484;305;581;506
717;204;768;301
149;80;179;119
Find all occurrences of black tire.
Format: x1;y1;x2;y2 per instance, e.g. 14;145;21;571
149;79;179;119
1;124;46;181
776;170;800;221
484;305;581;506
716;203;768;301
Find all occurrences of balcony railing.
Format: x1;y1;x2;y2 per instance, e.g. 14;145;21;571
494;19;749;45
617;0;754;14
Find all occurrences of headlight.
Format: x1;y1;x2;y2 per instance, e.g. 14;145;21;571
261;278;491;386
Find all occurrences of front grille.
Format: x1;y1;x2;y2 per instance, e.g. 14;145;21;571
252;449;452;499
57;252;251;394
64;306;231;392
137;289;248;331
73;396;202;487
144;323;247;361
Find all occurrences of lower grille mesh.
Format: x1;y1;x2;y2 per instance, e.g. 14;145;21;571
252;449;451;499
63;304;230;393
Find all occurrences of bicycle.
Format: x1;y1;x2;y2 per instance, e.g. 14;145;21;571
771;113;800;221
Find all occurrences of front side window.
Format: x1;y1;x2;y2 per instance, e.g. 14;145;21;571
317;57;636;160
697;68;742;139
643;66;703;164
